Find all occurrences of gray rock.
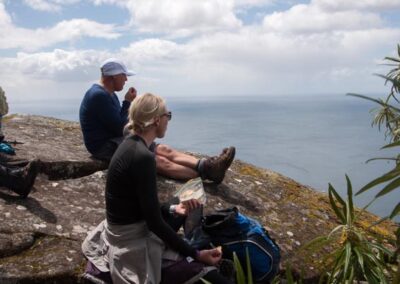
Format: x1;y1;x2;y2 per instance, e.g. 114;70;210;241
0;115;396;283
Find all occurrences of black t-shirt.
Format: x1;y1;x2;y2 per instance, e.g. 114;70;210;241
106;135;196;258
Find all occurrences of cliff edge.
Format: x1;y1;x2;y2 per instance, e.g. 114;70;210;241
0;115;396;283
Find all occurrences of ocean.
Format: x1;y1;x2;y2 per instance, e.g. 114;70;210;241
10;94;399;221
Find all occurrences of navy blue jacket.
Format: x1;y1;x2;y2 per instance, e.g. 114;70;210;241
79;84;130;154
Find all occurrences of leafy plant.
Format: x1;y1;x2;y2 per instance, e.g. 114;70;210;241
270;264;303;284
346;43;400;284
303;176;392;283
233;249;254;284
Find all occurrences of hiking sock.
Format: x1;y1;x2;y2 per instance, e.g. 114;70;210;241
196;158;206;178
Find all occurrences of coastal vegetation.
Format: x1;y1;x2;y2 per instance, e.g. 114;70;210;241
295;44;400;283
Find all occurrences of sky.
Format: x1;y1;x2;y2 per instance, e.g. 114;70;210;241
0;0;400;103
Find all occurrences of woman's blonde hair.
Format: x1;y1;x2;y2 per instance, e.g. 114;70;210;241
126;93;167;134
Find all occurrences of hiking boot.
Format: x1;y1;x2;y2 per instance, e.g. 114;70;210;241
203;147;235;184
0;160;40;198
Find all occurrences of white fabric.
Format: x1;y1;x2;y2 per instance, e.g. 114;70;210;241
82;220;165;284
82;220;217;284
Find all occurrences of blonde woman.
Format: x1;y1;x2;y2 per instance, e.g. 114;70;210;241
83;93;233;284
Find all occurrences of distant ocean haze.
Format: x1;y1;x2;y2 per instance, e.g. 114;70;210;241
9;95;399;221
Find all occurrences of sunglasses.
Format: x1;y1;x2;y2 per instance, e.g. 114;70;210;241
162;111;172;121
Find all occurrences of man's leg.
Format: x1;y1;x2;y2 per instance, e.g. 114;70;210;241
155;144;199;169
155;144;236;183
91;137;124;164
155;154;199;180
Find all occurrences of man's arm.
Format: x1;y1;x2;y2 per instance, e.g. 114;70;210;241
94;94;127;136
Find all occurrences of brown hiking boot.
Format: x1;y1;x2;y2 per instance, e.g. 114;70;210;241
203;146;235;184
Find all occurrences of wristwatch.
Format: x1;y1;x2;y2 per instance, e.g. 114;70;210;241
169;204;177;214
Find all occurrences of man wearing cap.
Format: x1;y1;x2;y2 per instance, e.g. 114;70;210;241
79;58;235;183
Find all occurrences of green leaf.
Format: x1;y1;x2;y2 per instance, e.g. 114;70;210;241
347;93;384;105
233;252;245;284
329;183;346;205
302;235;329;251
356;167;400;195
345;175;354;221
375;176;400;197
328;225;345;240
328;184;346;223
384;56;400;63
343;242;352;279
381;140;400;149
353;246;366;276
199;278;212;284
285;264;294;284
245;248;253;284
389;202;400;219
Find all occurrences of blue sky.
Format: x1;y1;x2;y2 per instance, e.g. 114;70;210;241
1;0;400;102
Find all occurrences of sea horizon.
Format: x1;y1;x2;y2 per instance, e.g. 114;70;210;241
8;94;399;222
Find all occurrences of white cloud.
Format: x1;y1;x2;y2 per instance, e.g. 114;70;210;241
234;0;274;7
0;1;120;51
313;0;400;11
23;0;80;12
91;0;242;37
0;49;104;81
262;4;383;33
1;0;399;102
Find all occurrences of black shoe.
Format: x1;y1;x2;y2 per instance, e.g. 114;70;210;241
218;258;236;281
10;160;40;198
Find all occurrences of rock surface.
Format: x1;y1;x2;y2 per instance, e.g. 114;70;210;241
0;114;397;283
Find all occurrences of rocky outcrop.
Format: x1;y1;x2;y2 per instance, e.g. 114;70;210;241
0;115;396;283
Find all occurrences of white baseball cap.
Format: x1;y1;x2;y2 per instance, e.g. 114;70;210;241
100;58;135;76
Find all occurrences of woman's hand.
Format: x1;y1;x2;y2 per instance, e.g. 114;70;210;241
174;199;201;216
196;248;222;266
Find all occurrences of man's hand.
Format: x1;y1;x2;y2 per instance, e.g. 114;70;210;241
125;87;137;102
174;199;201;216
196;248;222;266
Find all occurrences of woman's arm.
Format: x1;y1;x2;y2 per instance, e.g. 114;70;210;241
136;154;197;258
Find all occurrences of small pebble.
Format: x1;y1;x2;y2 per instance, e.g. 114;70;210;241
234;178;242;183
73;225;87;234
33;223;47;229
255;181;263;185
5;212;11;218
286;231;294;237
52;182;59;187
16;205;27;211
56;225;63;231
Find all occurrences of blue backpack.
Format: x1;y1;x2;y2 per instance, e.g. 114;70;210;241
187;207;280;283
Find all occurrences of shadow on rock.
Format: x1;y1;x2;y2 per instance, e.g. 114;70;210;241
0;190;58;224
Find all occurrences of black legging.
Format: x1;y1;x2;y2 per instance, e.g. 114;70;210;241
163;206;234;284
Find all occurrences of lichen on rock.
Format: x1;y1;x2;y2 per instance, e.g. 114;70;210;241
0;115;396;283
